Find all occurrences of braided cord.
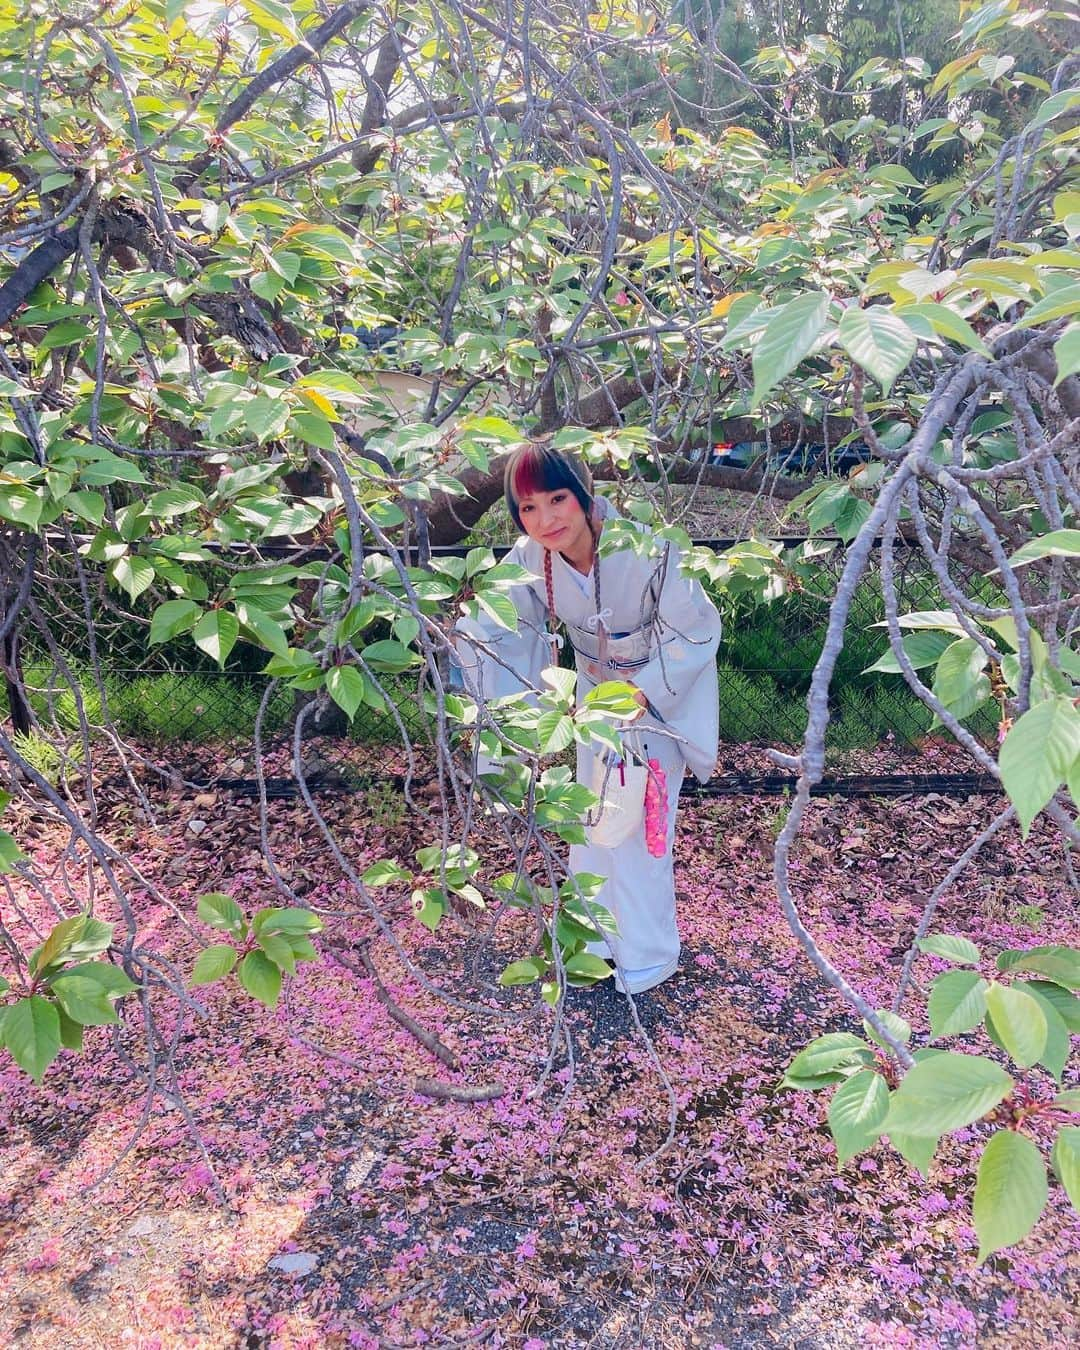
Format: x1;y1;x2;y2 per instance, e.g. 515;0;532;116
590;518;608;669
543;546;559;667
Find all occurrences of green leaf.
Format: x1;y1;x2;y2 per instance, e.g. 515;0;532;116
1015;281;1080;330
581;681;644;717
999;696;1080;835
786;1032;874;1084
1053;324;1080;384
38;320;92;352
75;451;146;486
984;982;1048;1068
284;935;318;963
888;1130;938;1178
235;600;290;657
1007;528;1080;568
896;302;993;357
326;666;365;721
63;918;115;962
467;545;496;577
0;484;43;530
542;666;578;702
197;892;246;936
864;630;955;675
498;956;547;987
932;637;991;721
192;609;240;668
927;970;989;1038
536;711;575;755
237;950;282;1009
62;490;105;526
556;910;603;946
751;291;830;407
336;599;379;643
361;639;420;673
475;590;519;632
251;270;285;303
31;914;88;974
1;996;61;1082
191;943;238;985
59;961;136;996
1053;1090;1080;1112
253;907;322;936
411;887;445;932
862;1010;911;1049
109;555;155;601
0;830;25;873
1018;984;1070;1081
362;859;411;887
50;973;120;1026
564;952;613;985
56;1007;84;1052
1021;980;1080;1032
257;932;297;974
837;306;917;391
1052;1126;1080;1212
919;934;981;966
885;1052;1012;1136
832;493;873;544
828;1069;890;1164
974;1129;1048;1262
149;599;203;645
997;945;1080;990
286;223;354;264
146;485;204;518
290;410;338;449
876;609;968;635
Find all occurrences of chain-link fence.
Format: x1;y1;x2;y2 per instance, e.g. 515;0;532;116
5;540;1006;791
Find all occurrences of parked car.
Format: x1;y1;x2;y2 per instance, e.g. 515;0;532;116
688;440;763;470
767;441;871;477
342;324;404;353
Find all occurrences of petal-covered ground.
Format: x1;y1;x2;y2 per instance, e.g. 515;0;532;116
0;770;1076;1349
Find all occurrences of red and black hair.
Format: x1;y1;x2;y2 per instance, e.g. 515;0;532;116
503;443;594;531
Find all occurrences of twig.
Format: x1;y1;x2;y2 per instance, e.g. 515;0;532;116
412;1076;505;1102
335;941;460;1070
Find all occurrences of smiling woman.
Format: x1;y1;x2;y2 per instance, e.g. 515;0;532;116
506;444;597;573
456;443;723;996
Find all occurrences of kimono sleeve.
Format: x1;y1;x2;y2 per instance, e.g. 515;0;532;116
453;540;550;702
628;554;722;781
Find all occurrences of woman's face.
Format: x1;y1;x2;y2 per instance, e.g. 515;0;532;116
516;486;593;562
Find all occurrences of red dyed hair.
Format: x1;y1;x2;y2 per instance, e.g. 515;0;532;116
504;444;594;530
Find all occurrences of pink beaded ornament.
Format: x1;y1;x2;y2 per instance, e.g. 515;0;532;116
643;757;668;857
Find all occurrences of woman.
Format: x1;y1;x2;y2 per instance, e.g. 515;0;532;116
456;444;721;996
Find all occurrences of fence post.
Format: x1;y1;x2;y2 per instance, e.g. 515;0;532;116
2;627;32;735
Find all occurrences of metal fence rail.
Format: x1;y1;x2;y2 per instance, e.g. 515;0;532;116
6;539;1008;793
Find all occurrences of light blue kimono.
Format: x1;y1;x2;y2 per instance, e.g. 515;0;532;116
456;502;721;972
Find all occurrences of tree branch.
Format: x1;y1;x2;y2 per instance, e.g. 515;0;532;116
215;1;372;134
0;226;78;327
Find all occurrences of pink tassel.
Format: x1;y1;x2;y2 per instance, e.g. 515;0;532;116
643;758;668;857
